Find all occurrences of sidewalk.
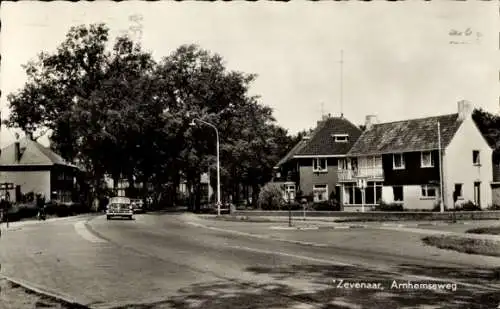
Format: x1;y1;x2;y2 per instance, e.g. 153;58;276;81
0;213;97;231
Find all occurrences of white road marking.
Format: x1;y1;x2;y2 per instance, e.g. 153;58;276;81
186;221;499;292
74;221;107;243
227;244;352;266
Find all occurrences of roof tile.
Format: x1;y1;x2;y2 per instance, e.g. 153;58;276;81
348;114;462;156
294;117;362;156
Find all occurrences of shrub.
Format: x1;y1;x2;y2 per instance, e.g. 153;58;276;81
453;200;481;211
258;183;285;210
6;205;38;222
283;201;302;210
375;200;404;211
487;204;500;210
311;201;341;211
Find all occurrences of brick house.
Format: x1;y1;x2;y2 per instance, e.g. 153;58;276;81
341;100;495;211
273;114;362;203
0;137;80;203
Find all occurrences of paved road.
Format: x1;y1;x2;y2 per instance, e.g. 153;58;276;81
1;213;500;309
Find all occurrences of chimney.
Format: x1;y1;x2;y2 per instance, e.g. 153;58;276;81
365;115;379;130
457;100;472;121
317;114;330;127
14;141;20;163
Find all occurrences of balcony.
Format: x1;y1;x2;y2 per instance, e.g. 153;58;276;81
338;167;384;182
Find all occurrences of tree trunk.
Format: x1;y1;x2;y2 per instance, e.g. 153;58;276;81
194;182;201;213
173;171;181;207
251;183;260;208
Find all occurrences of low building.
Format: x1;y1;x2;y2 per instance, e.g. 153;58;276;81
0;138;80;203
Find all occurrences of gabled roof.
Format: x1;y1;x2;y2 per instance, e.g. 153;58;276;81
347;113;463;156
294;117;363;157
0;138;77;168
275;139;308;167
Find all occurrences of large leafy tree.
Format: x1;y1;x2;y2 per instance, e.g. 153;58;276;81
7;24;159;191
6;24;299;210
472;108;500;160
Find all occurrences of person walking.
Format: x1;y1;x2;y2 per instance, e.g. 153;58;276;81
36;193;46;220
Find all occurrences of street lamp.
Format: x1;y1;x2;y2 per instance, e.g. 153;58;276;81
189;118;221;216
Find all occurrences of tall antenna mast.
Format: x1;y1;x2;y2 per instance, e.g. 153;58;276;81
339;49;344;117
320;102;325;117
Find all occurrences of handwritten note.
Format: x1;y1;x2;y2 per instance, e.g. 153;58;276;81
449;28;482;45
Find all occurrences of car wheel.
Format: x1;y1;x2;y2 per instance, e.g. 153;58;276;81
129;216;133;220
106;215;111;220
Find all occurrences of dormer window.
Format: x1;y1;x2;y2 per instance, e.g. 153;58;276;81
333;134;349;143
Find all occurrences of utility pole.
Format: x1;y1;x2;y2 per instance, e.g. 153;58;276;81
288;190;292;227
339;49;344;117
437;121;445;213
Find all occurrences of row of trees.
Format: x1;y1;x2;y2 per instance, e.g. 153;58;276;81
6;23;302;210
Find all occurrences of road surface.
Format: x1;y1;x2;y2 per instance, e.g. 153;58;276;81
1;212;499;309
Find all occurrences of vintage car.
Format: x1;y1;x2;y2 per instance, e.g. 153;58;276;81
106;197;134;220
130;198;145;214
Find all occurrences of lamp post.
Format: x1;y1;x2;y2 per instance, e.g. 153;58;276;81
189;118;221;216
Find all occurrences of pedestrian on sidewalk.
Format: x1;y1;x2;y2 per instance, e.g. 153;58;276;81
36;193;46;220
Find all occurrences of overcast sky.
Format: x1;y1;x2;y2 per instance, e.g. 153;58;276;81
1;1;499;148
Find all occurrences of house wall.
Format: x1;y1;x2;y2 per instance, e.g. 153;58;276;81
50;166;78;202
299;158;339;198
382;151;440;186
492;184;500;206
381;185;438;210
444;116;493;209
0;170;51;202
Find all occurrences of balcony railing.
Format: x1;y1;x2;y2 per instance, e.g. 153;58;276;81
338;167;384;182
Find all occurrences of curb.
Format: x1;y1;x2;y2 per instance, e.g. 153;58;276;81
269;225;367;230
0;274;89;309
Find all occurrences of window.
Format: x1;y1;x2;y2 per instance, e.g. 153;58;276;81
284;184;296;201
333;134;349;143
393;186;404;202
393;154;405;170
338;159;348;170
313;158;328;172
473;150;480;165
343;182;382;205
364;156;382;169
421;151;434;168
313;184;328;202
56;190;72;203
453;184;463;201
421;185;437;198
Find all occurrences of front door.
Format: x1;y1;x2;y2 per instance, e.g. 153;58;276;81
474;182;481;207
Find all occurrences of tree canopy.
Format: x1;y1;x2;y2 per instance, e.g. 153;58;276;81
6;23;300;209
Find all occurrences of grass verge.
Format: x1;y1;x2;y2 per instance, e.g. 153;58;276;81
0;279;71;309
422;235;500;257
466;226;500;235
208;215;274;223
